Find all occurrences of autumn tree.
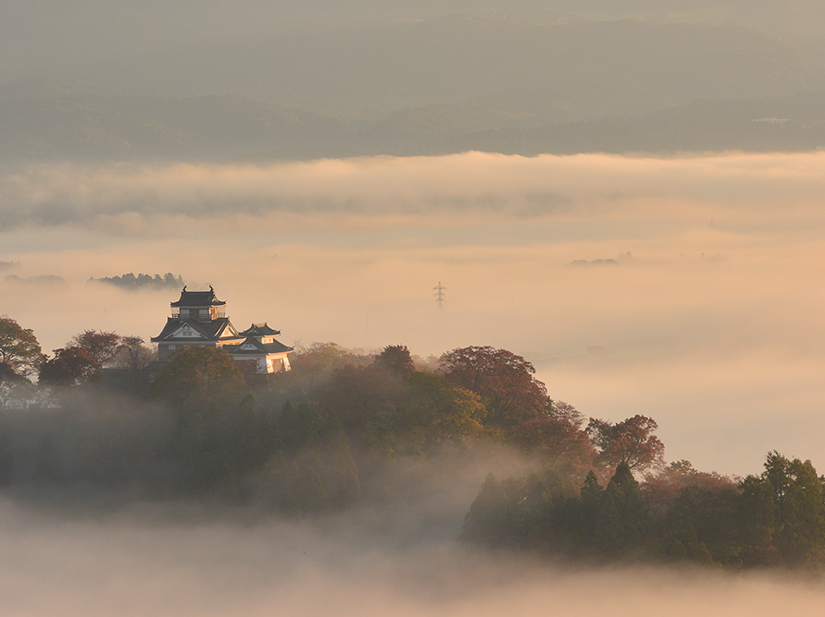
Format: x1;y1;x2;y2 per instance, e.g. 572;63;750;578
0;317;44;377
70;330;122;366
439;346;547;427
112;335;155;371
511;400;596;474
586;415;665;473
38;346;101;387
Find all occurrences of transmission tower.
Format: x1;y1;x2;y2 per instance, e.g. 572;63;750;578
433;281;446;309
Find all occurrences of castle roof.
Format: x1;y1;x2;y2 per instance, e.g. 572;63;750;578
224;337;293;356
238;322;281;337
151;317;240;343
170;286;226;308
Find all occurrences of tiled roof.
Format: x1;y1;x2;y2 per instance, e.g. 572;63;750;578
151;317;240;343
170;287;226;308
238;322;281;337
224;337;293;356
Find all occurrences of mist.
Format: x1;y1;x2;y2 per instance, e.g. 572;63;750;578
1;494;825;617
2;151;824;476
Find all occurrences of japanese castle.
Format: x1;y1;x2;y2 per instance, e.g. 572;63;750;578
151;287;292;373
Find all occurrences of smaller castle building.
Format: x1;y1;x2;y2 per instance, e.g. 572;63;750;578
151;287;292;373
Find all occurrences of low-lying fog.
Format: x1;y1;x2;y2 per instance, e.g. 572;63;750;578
2;152;825;475
1;494;824;617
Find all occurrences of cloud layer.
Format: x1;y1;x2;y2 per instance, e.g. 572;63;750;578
4;152;825;231
2;152;825;474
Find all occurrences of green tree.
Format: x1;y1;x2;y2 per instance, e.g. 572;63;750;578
590;461;652;557
460;473;516;548
154;346;248;408
0;411;14;486
373;345;415;379
761;452;825;567
0;362;34;408
736;473;780;565
154;347;268;495
363;371;487;456
407;372;486;445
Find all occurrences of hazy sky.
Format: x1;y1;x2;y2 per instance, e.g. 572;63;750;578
2;151;824;476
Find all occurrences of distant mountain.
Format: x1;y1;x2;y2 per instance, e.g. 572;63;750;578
57;17;825;123
4;2;825;84
4;84;825;161
89;273;185;291
0;87;347;161
451;93;825;155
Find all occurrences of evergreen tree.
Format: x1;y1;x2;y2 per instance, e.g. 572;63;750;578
460;474;515;548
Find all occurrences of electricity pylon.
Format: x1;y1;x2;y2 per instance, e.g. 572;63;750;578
434;281;446;309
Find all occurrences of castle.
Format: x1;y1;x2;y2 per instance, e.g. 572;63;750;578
151;287;292;373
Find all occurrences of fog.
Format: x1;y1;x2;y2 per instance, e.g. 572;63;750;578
2;151;824;475
1;495;824;617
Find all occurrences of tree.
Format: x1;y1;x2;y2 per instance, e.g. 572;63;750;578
0;317;44;376
112;335;155;371
511;400;596;474
759;451;825;567
0;411;14;485
287;342;372;394
460;473;516;547
153;346;247;408
0;361;34;408
373;345;415;379
586;415;665;473
588;461;652;557
70;330;122;366
38;346;101;387
366;372;486;455
439;346;547;427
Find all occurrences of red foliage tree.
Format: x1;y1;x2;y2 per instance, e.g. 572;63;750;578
39;346;101;387
70;330;122;366
511;400;596;474
439;346;547;427
586;414;665;473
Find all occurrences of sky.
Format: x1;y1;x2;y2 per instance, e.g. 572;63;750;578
2;150;824;476
5;2;825;612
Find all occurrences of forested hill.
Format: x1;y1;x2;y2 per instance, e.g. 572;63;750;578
4;15;825;161
60;18;821;122
6;88;825;162
1;321;823;571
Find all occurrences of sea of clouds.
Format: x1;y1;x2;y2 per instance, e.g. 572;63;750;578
2;151;824;475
